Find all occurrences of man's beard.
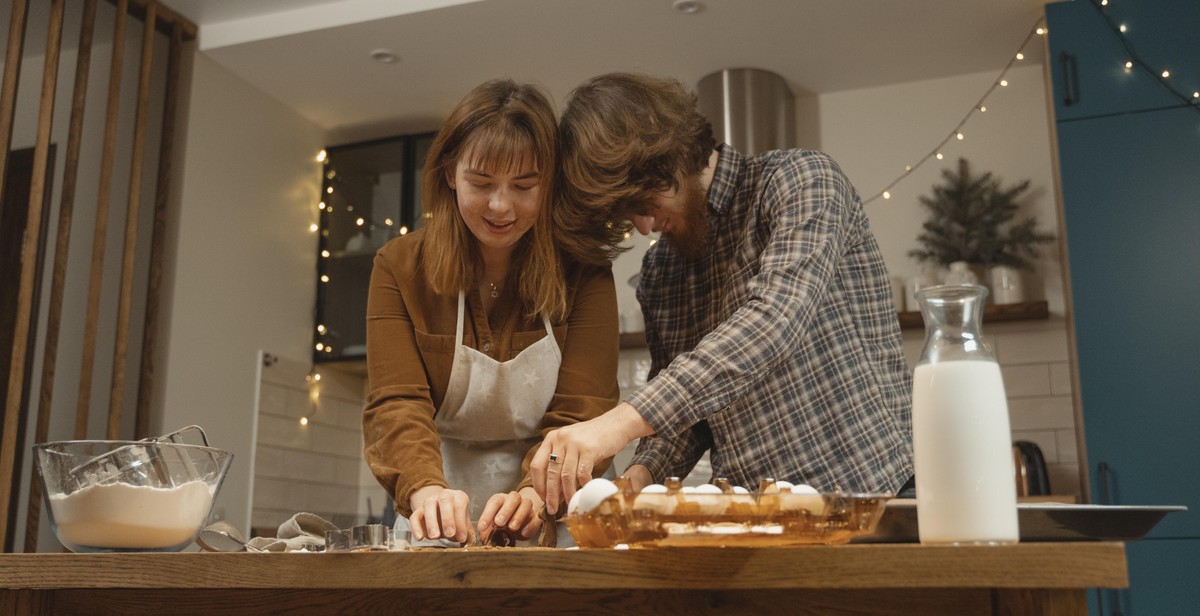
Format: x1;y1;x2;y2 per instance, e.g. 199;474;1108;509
663;176;710;260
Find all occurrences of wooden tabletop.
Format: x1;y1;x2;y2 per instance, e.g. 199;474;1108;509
0;542;1126;590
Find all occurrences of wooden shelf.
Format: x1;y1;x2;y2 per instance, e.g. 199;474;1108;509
618;301;1050;349
897;300;1049;330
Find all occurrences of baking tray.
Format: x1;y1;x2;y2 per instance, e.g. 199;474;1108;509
854;499;1187;543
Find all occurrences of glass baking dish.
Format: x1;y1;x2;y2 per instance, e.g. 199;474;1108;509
566;478;891;548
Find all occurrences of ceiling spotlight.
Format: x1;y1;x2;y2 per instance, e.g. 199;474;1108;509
370;48;398;64
672;0;703;14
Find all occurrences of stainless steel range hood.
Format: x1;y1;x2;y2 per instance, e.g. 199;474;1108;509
697;68;796;155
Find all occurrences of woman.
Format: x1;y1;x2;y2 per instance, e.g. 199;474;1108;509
364;80;619;545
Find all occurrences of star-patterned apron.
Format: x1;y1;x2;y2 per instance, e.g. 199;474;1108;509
436;291;561;524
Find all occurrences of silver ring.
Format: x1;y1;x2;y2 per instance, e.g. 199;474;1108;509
548;453;560;463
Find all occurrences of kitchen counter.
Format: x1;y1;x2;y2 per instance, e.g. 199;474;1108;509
0;542;1126;615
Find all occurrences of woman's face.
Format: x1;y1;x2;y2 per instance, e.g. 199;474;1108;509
449;151;541;257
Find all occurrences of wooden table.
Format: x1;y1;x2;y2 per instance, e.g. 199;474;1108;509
0;542;1127;615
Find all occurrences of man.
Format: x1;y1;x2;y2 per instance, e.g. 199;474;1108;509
533;73;913;514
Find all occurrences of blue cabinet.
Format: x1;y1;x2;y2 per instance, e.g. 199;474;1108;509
1046;0;1199;121
1093;539;1200;616
1048;0;1200;613
1055;106;1200;540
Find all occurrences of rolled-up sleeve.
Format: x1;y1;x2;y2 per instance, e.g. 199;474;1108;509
363;251;446;518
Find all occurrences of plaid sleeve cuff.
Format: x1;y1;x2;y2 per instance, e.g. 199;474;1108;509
624;374;697;439
627;439;673;483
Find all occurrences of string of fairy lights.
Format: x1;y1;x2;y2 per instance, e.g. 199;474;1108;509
861;19;1046;206
1089;0;1200;114
864;0;1198;205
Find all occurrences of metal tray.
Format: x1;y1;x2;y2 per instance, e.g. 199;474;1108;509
854;499;1187;543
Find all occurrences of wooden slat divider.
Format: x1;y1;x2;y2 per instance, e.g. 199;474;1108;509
16;0;67;553
24;0;98;553
109;0;197;42
135;20;182;440
0;0;31;554
106;1;157;439
74;0;128;440
0;0;29;178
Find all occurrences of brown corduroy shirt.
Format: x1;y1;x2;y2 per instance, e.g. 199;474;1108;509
364;229;620;517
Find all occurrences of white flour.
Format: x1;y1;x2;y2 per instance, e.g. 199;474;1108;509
49;479;214;549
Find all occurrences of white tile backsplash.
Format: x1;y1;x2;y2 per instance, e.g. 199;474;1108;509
1011;429;1060;462
1049;362;1073;396
1056;430;1080;464
254;356;374;531
1007;396;1076;430
1001;364;1052;397
254;445;284;479
993;326;1069;364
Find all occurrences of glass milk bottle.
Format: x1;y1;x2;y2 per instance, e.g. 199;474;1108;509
912;284;1018;544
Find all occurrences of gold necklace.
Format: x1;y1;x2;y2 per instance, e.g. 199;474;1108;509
488;282;500;299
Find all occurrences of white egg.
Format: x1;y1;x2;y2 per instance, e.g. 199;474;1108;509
568;477;619;516
774;480;795;492
689;483;727;515
729;485;755;508
632;483;675;514
779;483;825;514
567;489;583;516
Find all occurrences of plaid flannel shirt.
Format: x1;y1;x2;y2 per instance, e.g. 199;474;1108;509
626;146;914;493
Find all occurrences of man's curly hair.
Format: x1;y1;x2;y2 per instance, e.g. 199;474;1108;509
555;73;716;265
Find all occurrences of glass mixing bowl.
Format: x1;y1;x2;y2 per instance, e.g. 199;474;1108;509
34;440;233;552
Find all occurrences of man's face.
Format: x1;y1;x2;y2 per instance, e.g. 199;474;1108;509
628;175;709;259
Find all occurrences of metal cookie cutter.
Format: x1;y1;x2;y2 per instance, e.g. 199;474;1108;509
326;524;395;552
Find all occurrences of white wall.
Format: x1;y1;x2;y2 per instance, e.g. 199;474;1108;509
820;63;1063;315
157;52;326;534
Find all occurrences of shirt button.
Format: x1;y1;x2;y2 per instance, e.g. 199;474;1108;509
483;342;492;352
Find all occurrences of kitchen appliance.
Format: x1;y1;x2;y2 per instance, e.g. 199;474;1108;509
697;68;795;155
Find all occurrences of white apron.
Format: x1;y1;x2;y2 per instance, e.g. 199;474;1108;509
436;292;561;524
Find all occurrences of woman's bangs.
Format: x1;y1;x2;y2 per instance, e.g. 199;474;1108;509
461;124;538;175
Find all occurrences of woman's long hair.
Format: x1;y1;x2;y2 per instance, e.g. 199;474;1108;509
419;80;567;321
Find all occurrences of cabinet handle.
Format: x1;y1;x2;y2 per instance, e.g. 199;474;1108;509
1096;463;1124;615
1059;52;1080;107
1105;588;1126;616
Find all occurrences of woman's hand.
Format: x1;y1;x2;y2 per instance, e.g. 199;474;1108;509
477;487;544;543
408;486;472;543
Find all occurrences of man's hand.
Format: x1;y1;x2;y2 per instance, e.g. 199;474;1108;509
530;402;654;514
624;464;654;492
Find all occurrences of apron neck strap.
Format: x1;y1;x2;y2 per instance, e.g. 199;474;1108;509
456;290;556;346
455;291;466;346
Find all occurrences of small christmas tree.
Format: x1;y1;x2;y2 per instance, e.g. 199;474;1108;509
908;158;1055;270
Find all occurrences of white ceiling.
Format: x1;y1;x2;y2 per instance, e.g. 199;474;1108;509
164;0;1048;142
